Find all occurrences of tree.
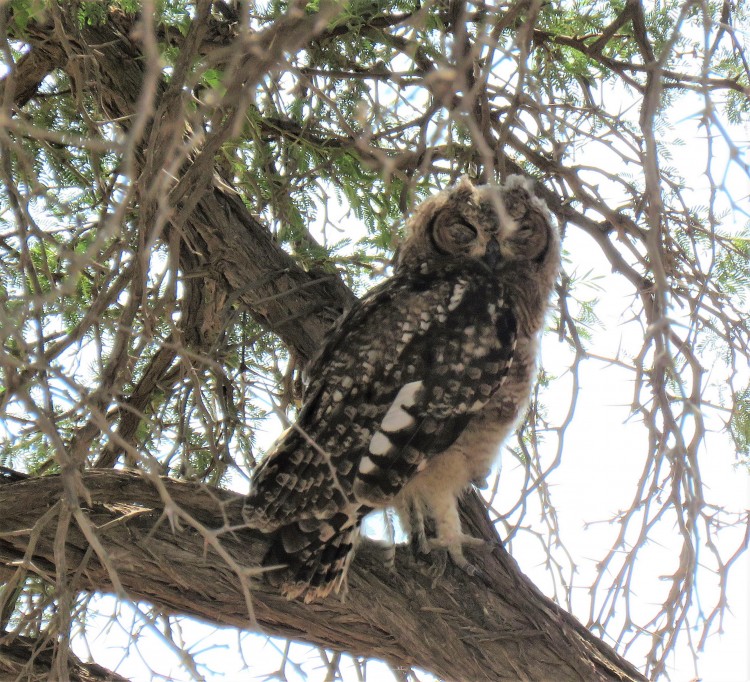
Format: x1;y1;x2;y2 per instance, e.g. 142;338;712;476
0;1;748;679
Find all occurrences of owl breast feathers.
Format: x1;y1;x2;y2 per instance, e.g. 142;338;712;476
243;175;560;602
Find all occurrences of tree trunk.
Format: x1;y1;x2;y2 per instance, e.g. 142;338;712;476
0;470;645;681
0;633;130;682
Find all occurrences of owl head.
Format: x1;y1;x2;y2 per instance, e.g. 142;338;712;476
397;175;558;274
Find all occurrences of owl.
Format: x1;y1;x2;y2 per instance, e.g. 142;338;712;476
244;175;560;602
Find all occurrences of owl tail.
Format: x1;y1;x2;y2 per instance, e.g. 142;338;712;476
262;514;360;603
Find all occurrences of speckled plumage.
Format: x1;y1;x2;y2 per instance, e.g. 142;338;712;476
244;175;560;602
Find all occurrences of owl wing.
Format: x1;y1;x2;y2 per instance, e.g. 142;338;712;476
247;260;517;524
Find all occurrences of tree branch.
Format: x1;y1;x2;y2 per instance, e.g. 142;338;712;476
12;9;356;365
0;471;646;681
1;6;686;678
0;633;129;682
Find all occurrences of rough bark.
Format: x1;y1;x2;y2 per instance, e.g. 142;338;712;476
8;7;356;366
0;633;129;682
0;471;645;681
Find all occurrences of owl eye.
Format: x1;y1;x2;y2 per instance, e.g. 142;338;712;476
428;215;479;256
445;220;478;246
516;222;535;237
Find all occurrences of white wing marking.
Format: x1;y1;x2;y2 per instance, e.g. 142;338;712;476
380;380;423;432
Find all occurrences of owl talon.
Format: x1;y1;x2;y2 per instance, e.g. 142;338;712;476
442;540;487;581
413;533;487;580
415;545;483;582
410;525;431;557
413;547;448;581
429;550;449;581
452;552;484;580
470;468;491;490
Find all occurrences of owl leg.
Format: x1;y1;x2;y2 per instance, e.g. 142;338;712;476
425;495;485;577
395;494;448;577
403;497;431;556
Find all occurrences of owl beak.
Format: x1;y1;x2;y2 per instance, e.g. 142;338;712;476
484;236;501;269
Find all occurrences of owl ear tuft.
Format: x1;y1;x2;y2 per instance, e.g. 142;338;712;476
453;176;477;202
502;174;534;193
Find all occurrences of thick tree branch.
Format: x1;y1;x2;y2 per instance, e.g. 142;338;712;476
0;633;128;682
0;471;646;681
12;10;356;365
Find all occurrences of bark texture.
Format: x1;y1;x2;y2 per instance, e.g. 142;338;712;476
0;471;645;681
0;634;129;682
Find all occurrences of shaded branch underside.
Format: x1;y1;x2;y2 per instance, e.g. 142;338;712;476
0;470;645;682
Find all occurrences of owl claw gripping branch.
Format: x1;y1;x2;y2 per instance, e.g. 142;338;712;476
243;175;560;602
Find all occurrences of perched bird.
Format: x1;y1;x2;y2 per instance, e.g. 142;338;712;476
244;175;560;601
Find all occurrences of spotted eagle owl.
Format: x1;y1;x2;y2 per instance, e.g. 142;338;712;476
244;175;560;602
